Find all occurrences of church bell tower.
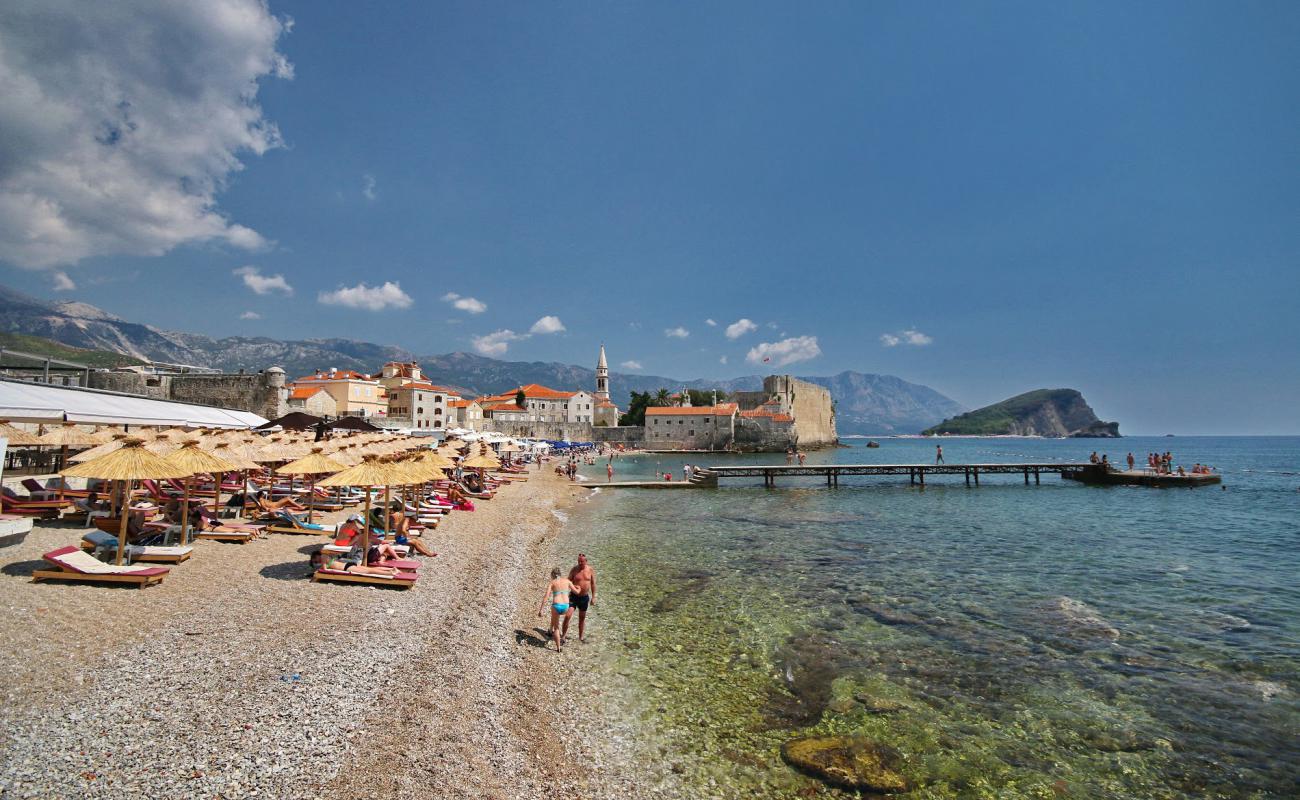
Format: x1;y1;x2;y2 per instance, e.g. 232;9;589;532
595;344;610;402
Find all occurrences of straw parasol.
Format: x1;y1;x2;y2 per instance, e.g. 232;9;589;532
318;456;410;565
276;447;346;524
62;439;193;565
463;451;500;470
0;420;43;447
162;441;242;545
36;424;102;500
70;433;130;463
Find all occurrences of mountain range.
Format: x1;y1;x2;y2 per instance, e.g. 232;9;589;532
0;285;964;434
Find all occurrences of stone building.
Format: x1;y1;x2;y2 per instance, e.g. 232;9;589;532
478;384;597;424
449;399;485;430
386;381;460;430
733;375;837;449
644;403;738;450
87;367;288;420
286;385;338;417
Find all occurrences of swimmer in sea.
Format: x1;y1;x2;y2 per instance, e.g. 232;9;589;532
538;567;578;652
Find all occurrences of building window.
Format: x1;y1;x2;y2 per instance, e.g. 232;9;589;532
434;395;442;403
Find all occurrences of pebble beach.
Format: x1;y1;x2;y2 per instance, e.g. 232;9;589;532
0;470;655;799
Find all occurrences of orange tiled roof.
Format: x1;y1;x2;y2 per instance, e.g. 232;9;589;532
646;403;737;417
484;403;526;413
289;386;327;400
448;399;473;408
595;400;617;408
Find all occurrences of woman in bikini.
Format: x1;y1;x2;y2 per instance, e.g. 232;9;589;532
538;567;578;653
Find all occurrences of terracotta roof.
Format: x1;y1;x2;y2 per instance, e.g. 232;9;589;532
448;399;473;408
595;400;617;409
288;386;328;400
772;414;794;423
646;403;737;417
390;381;455;393
484;403;526;413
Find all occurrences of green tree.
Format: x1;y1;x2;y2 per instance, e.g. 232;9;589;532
686;388;726;407
654;388;672;406
619;390;653;426
514;388;526;408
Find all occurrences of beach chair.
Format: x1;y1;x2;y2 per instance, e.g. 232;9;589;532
0;493;71;518
266;511;335;536
32;546;169;588
311;566;417;589
79;531;193;563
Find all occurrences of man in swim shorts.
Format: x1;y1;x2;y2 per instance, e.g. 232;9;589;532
563;553;597;643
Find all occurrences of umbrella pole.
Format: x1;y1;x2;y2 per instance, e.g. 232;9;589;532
307;474;315;525
362;487;371;564
383;485;392;537
180;477;191;546
116;479;130;565
58;444;68;503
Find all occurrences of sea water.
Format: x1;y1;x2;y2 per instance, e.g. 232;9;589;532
564;437;1299;798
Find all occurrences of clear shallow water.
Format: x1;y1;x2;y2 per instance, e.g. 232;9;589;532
568;437;1299;798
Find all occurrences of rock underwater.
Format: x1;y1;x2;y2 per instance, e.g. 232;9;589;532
780;736;909;793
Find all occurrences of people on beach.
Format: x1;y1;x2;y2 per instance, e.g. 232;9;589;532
563;553;596;644
935;444;944;464
797;451;806;465
606;463;613;482
1127;452;1135;471
539;567;579;652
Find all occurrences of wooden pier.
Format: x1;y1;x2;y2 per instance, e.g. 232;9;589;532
698;462;1087;488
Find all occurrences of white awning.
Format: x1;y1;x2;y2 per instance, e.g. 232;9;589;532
0;380;267;429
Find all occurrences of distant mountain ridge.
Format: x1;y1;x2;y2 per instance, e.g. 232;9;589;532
923;389;1120;437
0;285;963;434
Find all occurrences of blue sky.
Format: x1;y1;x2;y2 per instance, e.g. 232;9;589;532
1;1;1297;433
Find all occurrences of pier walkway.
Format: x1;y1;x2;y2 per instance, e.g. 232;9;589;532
699;462;1089;487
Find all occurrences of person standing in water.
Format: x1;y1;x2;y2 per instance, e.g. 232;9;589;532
563;553;597;643
539;567;578;652
606;462;613;482
935;444;944;464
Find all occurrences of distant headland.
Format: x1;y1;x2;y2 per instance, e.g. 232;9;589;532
922;389;1120;438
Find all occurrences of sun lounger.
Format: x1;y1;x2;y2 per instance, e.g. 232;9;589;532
32;546;169;588
1;495;70;518
80;532;193;563
265;511;334;536
311;567;416;589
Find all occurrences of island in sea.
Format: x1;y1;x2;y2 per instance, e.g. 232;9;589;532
922;388;1120;437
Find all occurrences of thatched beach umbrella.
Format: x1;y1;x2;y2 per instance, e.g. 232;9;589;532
70;433;130;463
36;424;101;500
0;420;43;447
208;441;259;520
276;447;346;524
318;456;408;564
162;441;241;545
62;439;193;565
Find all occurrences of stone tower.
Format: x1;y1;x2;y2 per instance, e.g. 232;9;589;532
595;345;610;402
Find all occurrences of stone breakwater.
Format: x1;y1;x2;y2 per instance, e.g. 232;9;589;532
0;471;652;799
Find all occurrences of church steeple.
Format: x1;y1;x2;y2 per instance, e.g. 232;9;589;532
595;344;609;402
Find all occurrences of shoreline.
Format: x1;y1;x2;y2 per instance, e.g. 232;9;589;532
0;469;654;799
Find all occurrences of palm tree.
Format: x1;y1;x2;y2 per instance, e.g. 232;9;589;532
653;388;672;407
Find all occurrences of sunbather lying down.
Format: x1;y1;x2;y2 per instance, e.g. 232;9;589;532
253;490;305;512
311;546;401;578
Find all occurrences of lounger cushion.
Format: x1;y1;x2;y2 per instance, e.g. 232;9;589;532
43;546;169;576
316;568;416;582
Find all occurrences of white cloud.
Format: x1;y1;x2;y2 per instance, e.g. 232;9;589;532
719;356;728;365
51;272;76;291
0;1;291;270
767;322;780;330
725;318;758;340
705;318;717;327
234;265;292;295
880;329;933;347
318;281;413;311
746;335;822;367
664;326;690;339
362;173;377;202
239;310;261;320
471;329;525;357
441;292;486;314
529;315;566;335
620;360;642;370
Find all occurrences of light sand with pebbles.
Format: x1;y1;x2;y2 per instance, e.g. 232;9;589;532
0;469;656;799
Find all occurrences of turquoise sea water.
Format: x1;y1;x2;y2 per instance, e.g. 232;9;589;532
566;437;1299;798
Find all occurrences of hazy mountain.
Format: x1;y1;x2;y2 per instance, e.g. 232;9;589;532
0;285;964;433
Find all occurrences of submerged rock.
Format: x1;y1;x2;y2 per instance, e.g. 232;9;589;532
845;595;924;626
762;632;852;727
650;572;713;613
780;736;908;792
1039;596;1120;642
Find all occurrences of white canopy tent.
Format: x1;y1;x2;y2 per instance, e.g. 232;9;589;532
0;379;267;429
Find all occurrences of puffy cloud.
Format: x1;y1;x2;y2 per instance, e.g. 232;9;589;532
0;1;291;270
51;272;76;291
239;310;261;320
746;336;822;367
318;281;413;311
362;173;377;201
880;329;933;347
471;329;525;357
234;265;292;295
529;315;566;335
705;318;717;327
664;326;690;339
441;292;486;314
719;356;728;365
725;318;758;340
620;360;642;370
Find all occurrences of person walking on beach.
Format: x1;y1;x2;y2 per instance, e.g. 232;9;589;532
563;553;597;643
935;444;944;464
539;567;578;653
1127;452;1135;472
